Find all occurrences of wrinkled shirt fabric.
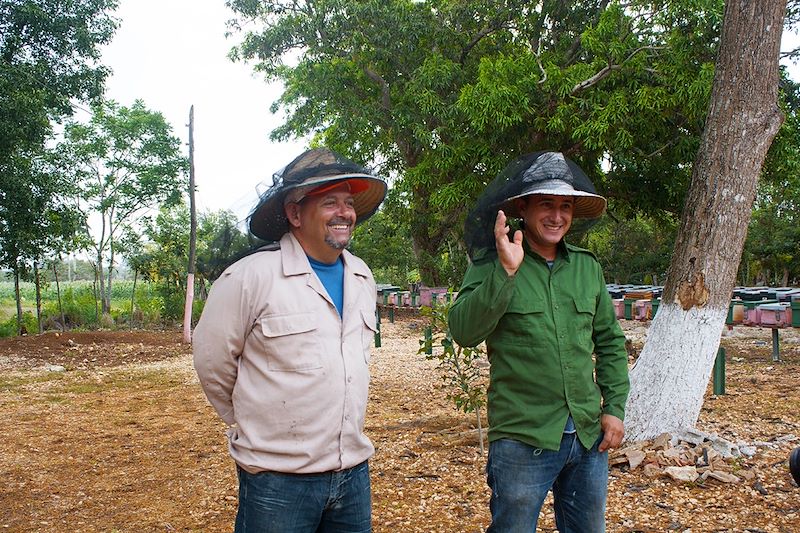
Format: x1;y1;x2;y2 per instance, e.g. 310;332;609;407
448;241;629;452
193;232;378;474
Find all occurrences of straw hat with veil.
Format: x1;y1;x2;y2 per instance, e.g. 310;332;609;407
462;151;607;261
249;148;388;242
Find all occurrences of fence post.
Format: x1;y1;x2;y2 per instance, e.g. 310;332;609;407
712;346;725;395
374;308;381;348
772;328;781;362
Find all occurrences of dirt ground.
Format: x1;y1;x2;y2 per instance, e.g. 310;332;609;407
0;314;798;532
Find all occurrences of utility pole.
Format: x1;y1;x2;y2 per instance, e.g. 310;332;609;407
183;105;198;344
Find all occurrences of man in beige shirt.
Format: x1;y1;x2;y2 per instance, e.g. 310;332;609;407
193;148;387;533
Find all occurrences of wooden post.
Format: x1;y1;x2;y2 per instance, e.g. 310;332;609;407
182;105;198;344
771;328;781;362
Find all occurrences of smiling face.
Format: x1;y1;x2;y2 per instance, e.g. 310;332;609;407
285;183;357;263
516;194;575;260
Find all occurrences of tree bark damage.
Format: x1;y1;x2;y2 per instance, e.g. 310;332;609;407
625;0;787;442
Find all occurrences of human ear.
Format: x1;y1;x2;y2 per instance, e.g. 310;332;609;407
285;202;302;228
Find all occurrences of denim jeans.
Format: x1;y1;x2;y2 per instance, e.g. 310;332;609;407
486;435;608;533
234;461;371;533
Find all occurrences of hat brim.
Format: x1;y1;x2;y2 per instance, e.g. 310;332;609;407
499;188;607;219
249;174;388;241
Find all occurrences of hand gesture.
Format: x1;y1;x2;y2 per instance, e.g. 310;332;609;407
495;210;524;276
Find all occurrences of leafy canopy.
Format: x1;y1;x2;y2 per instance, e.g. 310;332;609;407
226;1;799;287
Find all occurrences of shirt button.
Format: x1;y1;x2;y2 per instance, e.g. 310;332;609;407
347;376;353;383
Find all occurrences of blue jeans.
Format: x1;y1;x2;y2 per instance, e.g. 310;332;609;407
486;435;608;533
234;461;371;533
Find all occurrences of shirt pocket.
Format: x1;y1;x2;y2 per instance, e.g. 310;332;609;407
570;296;597;349
259;312;322;371
502;299;547;343
360;309;378;362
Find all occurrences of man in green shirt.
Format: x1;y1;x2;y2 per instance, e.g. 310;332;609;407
448;151;629;532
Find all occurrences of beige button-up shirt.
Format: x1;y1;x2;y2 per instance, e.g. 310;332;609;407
193;232;378;474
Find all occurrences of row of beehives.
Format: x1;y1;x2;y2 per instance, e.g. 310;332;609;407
376;286;455;308
376;283;800;328
615;297;800;329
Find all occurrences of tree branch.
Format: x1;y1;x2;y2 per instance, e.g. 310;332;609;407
459;19;507;64
780;46;800;59
570;45;662;95
361;65;391;111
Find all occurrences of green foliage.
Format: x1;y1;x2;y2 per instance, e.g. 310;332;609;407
125;204;251;323
56;98;188;312
417;298;486;421
349;210;416;286
586;214;678;284
741;181;800;286
0;0;117;162
133;289;164;325
0;311;37;337
0;279;180;335
227;0;754;286
45;286;100;328
195;209;253;282
739;74;800;286
0;1;117;329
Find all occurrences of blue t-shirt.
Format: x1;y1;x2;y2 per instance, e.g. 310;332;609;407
308;256;345;318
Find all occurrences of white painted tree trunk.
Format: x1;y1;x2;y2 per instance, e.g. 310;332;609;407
624;0;786;442
624;304;727;441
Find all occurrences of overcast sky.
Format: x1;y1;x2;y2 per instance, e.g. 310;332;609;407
100;0;307;224
99;2;800;224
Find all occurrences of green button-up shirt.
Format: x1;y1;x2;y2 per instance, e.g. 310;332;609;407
448;241;629;451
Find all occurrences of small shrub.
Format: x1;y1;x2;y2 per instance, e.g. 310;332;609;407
0;312;39;337
418;297;487;454
134;293;163;325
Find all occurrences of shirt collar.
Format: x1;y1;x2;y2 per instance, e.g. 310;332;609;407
280;232;370;278
523;239;572;263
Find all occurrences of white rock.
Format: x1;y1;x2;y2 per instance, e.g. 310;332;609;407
664;465;699;483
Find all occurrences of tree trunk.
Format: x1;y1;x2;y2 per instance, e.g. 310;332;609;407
130;270;138;330
625;0;786;442
92;263;100;322
183;105;198;344
53;262;65;331
14;266;23;336
34;262;42;334
106;238;115;315
96;248;108;315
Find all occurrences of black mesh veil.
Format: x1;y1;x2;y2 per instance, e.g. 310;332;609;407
248;148;386;241
463;151;605;261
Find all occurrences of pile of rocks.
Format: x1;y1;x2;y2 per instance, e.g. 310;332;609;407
611;429;799;484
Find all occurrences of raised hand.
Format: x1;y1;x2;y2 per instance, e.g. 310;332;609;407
495;210;524;276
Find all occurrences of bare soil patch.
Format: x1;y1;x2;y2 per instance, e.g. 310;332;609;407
0;317;798;532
